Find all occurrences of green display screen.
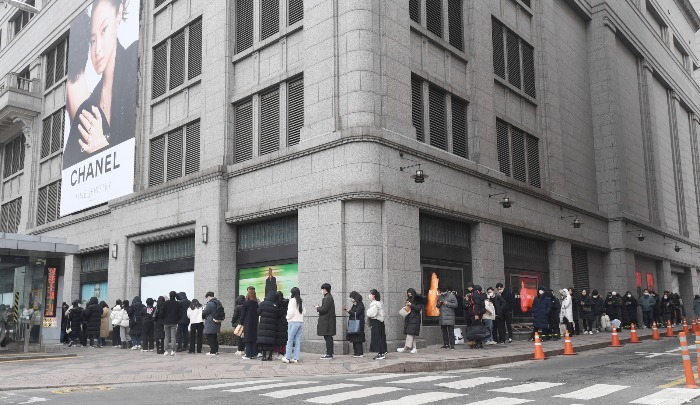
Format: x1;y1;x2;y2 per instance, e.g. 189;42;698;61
237;263;299;299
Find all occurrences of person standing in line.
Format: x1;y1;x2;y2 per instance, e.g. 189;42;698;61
483;288;497;345
83;297;102;348
274;291;289;359
99;301;110;348
578;290;595;334
110;300;122;347
162;291;180;356
639;289;656;329
187;299;204;354
398;288;424;354
693;294;700;321
256;291;279;361
154;296;166;354
202;291;222;356
529;287;551;341
283;287;305;364
345;291;366;358
128;296;145;350
436;285;457;350
661;292;674;326
316;283;336;359
496;283;514;343
240;287;259;360
568;288;582;335
60;302;69;344
591;290;605;333
67;300;84;347
366;289;387;360
559;289;574;335
117;300;130;349
265;268;277;298
230;295;246;355
141;298;156;352
176;292;191;352
548;290;561;341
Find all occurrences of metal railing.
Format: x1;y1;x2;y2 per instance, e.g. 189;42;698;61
0;72;40;95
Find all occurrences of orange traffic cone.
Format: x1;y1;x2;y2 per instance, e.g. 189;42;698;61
684;319;690;335
610;326;623;347
667;320;675;337
563;331;576;355
651;322;661;340
696;335;700;381
692;319;697;335
629;324;641;343
695;318;700;334
679;333;698;389
532;332;546;360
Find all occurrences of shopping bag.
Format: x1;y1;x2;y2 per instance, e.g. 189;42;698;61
233;324;244;338
454;328;465;345
347;312;361;334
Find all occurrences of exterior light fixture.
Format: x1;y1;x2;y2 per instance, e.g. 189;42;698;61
561;214;582;228
111;243;118;259
674;243;681;252
398;152;427;184
201;225;209;243
626;229;645;241
488;183;513;208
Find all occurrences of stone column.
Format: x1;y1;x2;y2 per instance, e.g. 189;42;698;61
470;222;504;288
658;260;673;294
639;59;663;226
548;240;573;291
679;267;696;312
602;250;636;294
61;255;81;304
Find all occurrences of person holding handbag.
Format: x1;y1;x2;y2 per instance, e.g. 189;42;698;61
398;288;424;354
282;287;305;364
345;291;365;358
366;289;387;360
230;295;246;355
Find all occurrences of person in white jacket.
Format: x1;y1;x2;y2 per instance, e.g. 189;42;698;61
187;299;204;354
282;287;305;363
483;289;497;345
560;289;574;335
366;289;387;359
113;300;130;349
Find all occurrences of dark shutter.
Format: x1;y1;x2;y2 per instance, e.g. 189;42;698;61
46;181;58;223
0;198;19;233
428;86;446;150
41;116;51;159
496;120;511;176
409;0;420;23
59;108;65;153
506;29;521;89
511;127;526;182
411;77;424;142
169;31;186;90
526;135;540;188
236;0;254;53
287;78;304;146
36;186;47;226
452;98;467;158
18;135;24;173
2;143;11;178
426;0;442;38
522;42;535;98
51;110;63;155
260;89;280;156
521;0;531;7
571;247;590;294
235;100;253;163
55;40;65;80
447;0;463;50
289;0;303;25
188;19;202;80
492;20;505;79
261;0;280;41
155;0;167;7
152;42;168;98
149;136;165;187
185;120;200;175
45;48;55;88
12;197;22;233
0;201;9;233
166;128;183;181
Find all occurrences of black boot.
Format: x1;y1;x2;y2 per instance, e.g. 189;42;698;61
121;342;127;349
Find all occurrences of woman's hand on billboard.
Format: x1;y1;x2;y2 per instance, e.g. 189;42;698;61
78;106;109;153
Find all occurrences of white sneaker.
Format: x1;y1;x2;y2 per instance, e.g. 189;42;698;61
170;350;176;356
281;357;290;363
396;347;406;353
257;353;263;358
410;348;417;354
234;351;242;355
206;352;217;356
131;346;139;350
291;359;298;363
164;351;170;356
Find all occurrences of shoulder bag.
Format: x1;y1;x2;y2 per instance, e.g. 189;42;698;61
347;312;361;334
233;324;244;338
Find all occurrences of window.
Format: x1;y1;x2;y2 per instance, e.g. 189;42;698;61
81;251;109;273
45;38;68;89
151;19;202;99
495;119;540;187
289;0;303;25
426;0;442;37
411;76;424;142
410;0;420;23
237;0;303;54
236;0;254;53
492;18;536;98
452;98;467;158
148;120;200;187
260;89;280;155
37;180;61;226
261;0;280;41
41;108;65;158
11;1;34;38
0;198;22;233
520;0;531;7
234;100;253;163
287;77;304;146
447;0;463;50
3;135;25;178
155;0;167;7
428;86;446;150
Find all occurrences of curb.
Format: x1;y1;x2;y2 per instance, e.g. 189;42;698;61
0;353;78;362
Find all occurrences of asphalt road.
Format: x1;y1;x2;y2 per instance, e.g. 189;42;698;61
2;338;700;405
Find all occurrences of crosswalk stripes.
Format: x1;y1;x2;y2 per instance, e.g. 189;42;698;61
366;392;466;405
188;380;275;390
348;374;405;382
305;387;405;404
389;375;457;384
552;383;629;400
629;388;700;405
437;376;512;389
489;382;565;393
261;384;361;399
464;397;533;405
222;381;318;393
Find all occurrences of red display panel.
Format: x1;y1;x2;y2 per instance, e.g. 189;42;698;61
44;267;58;317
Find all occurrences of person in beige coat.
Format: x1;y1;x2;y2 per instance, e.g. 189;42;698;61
99;301;111;347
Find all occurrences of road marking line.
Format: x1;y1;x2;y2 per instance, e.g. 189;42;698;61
189;379;275;390
261;383;360;398
490;382;565;393
348;374;405;382
305;387;405;404
391;375;457;384
437;377;511;389
553;384;628;400
464;397;532;405
658;377;688;389
366;392;466;405
19;398;48;404
223;381;317;393
630;388;700;404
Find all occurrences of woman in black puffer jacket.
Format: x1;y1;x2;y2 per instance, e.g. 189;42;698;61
399;288;424;354
274;291;289;358
83;297;102;347
257;291;279;361
128;296;145;349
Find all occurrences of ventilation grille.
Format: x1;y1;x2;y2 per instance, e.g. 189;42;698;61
166;128;183;181
169;31;185;90
188;19;202;80
260;89;280;156
289;0;303;25
235;100;253;163
409;0;420;23
45;49;55;88
287;78;304;146
492;20;505;79
426;0;442;37
261;0;279;41
526;135;540;187
4;135;25;178
36;186;47;226
1;197;21;233
428;86;446;150
420;214;469;247
185;120;200;175
504;233;548;262
152;42;167;98
149;136;165;187
496;120;510;176
511;127;526;182
81;251;109;273
155;0;167;7
41;117;51;159
572;247;590;294
448;0;463;50
506;29;521;89
55;41;66;81
236;0;254;53
452;99;467;158
522;43;535;98
238;216;298;250
411;77;424;142
520;0;531;7
50;109;63;157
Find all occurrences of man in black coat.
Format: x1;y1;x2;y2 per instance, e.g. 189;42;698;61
161;291;181;356
176;292;191;352
264;268;277;298
83;297;102;347
67;300;84;347
128;296;145;349
496;283;514;343
548;290;561;340
256;291;279;361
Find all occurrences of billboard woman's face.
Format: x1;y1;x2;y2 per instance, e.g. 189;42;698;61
90;1;121;75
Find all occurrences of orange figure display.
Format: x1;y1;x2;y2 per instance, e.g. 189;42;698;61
520;281;536;314
426;272;440;317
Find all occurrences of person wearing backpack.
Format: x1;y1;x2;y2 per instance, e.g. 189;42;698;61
141;298;156;352
202;291;223;356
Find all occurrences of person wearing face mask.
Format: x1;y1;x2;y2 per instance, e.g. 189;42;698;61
345;291;365;358
694;294;700;321
496;283;514;343
529;287;551;341
315;283;336;360
436;285;458;350
398;288;425;354
621;291;638;329
605;291;622;323
591;290;605;333
661;291;674;326
547;290;562;341
568;288;581;335
639;289;656;329
559;289;574;336
578;290;594;334
482;288;497;345
673;293;684;325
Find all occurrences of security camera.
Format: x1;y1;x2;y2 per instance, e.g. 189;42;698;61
674;244;681;252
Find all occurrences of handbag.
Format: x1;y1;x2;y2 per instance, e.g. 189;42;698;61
454;328;465;345
233;324;244;338
347;312;361;334
466;321;491;341
399;307;410;318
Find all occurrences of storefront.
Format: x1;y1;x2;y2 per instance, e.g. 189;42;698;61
79;251;109;304
139;236;195;301
503;233;549;323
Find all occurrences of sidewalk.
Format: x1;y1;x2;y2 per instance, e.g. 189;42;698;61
0;325;680;391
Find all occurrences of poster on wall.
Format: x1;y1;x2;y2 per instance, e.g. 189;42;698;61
237;263;298;299
421;266;465;322
60;0;140;216
646;273;655;290
508;271;541;320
